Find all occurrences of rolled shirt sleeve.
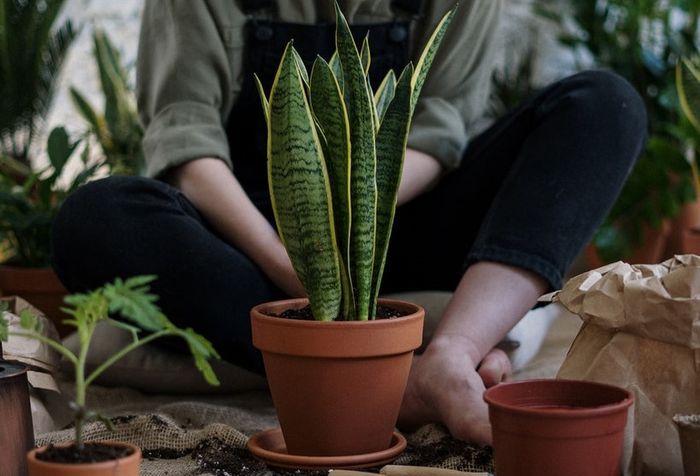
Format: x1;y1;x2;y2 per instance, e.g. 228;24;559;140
408;0;503;170
137;0;237;178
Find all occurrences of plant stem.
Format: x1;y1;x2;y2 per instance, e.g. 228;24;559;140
84;330;169;387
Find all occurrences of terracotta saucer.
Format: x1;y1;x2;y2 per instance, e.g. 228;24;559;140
246;428;407;470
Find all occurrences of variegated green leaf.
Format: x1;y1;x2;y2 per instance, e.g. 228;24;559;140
335;3;377;320
411;8;455;112
360;35;371;77
371;64;414;313
374;70;396;125
253;73;269;126
310;56;355;319
268;43;341;321
329;51;344;93
292;47;310;86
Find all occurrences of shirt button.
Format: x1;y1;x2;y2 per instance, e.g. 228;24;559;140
255;25;273;41
389;25;407;43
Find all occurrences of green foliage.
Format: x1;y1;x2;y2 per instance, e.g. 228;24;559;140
0;0;75;164
257;4;454;320
0;275;220;448
0;127;100;267
70;29;144;176
536;0;700;261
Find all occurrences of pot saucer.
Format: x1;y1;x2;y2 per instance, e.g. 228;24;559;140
247;428;407;470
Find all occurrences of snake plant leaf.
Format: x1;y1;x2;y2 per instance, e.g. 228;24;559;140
410;8;455;112
370;64;414;312
268;43;342;321
292;47;310;86
374;70;396;125
678;58;700;134
335;2;378;320
360;35;371;77
310;56;355;319
329;51;344;93
253;73;270;126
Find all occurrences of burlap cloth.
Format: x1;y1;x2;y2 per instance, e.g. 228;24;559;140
34;308;579;475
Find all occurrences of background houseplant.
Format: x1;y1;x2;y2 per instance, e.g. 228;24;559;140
248;4;450;462
0;275;220;474
70;29;144;176
545;0;700;263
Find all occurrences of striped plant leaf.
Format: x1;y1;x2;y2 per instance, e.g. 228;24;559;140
329;51;344;93
310;56;355;319
267;43;341;321
370;64;414;312
410;8;455;112
335;2;377;320
373;70;396;125
253;73;269;126
360;35;371;77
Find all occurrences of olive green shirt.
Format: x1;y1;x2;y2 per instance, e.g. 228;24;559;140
137;0;503;178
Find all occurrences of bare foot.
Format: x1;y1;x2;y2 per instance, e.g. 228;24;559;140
398;341;512;446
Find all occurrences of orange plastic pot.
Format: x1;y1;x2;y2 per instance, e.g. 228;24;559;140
251;298;424;457
484;379;633;476
27;441;141;476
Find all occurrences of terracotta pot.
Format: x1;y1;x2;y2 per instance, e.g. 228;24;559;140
26;441;141;476
251;298;424;457
586;220;672;268
0;265;69;337
484;379;633;476
0;361;34;476
674;414;700;476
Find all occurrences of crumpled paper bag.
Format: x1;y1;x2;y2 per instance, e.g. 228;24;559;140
2;296;64;435
549;255;700;476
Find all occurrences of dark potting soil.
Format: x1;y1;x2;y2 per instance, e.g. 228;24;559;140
36;442;134;464
272;304;408;320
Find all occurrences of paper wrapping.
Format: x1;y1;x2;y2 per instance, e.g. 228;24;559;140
550;255;700;476
1;296;63;434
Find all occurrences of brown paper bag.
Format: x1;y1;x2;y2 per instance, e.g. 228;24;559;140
1;296;65;434
550;255;700;476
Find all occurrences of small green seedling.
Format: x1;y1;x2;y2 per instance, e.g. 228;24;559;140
0;275;220;449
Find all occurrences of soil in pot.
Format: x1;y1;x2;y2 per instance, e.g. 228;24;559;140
271;303;408;320
27;441;141;476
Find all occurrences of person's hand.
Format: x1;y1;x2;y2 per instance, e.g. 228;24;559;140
397;336;512;445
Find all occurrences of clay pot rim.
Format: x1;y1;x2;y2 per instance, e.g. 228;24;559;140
26;440;141;469
251;297;423;328
484;379;634;419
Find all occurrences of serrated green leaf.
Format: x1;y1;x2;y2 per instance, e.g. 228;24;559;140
19;308;37;330
0;312;8;341
335;3;377;320
371;64;414;314
47;127;78;175
268;43;342;321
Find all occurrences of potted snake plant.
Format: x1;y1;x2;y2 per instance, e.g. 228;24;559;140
249;3;454;460
0;275;220;475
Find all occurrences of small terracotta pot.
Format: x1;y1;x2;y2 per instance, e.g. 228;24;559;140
26;441;141;476
674;414;700;476
0;265;69;337
484;379;633;476
251;298;424;457
0;361;34;476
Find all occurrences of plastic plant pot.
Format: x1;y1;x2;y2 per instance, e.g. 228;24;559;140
484;379;633;476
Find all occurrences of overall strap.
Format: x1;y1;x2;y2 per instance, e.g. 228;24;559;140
391;0;424;17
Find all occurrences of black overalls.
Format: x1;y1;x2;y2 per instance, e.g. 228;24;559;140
52;1;647;374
